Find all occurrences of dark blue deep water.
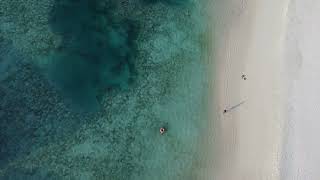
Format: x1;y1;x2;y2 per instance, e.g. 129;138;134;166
0;0;209;179
47;0;138;111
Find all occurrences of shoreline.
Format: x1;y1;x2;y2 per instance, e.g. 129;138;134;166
204;0;289;179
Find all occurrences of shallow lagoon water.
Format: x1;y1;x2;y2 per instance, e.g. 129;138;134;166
0;0;210;179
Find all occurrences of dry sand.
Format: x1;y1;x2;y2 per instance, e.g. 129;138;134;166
281;0;320;179
202;0;290;179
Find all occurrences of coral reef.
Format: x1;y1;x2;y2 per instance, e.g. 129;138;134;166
46;0;138;111
0;0;209;179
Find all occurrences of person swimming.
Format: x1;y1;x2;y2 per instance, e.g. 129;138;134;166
160;127;166;135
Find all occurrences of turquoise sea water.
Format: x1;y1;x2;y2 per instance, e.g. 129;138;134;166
0;0;210;179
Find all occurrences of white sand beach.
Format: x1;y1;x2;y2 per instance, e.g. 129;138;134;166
203;0;290;179
281;0;320;179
